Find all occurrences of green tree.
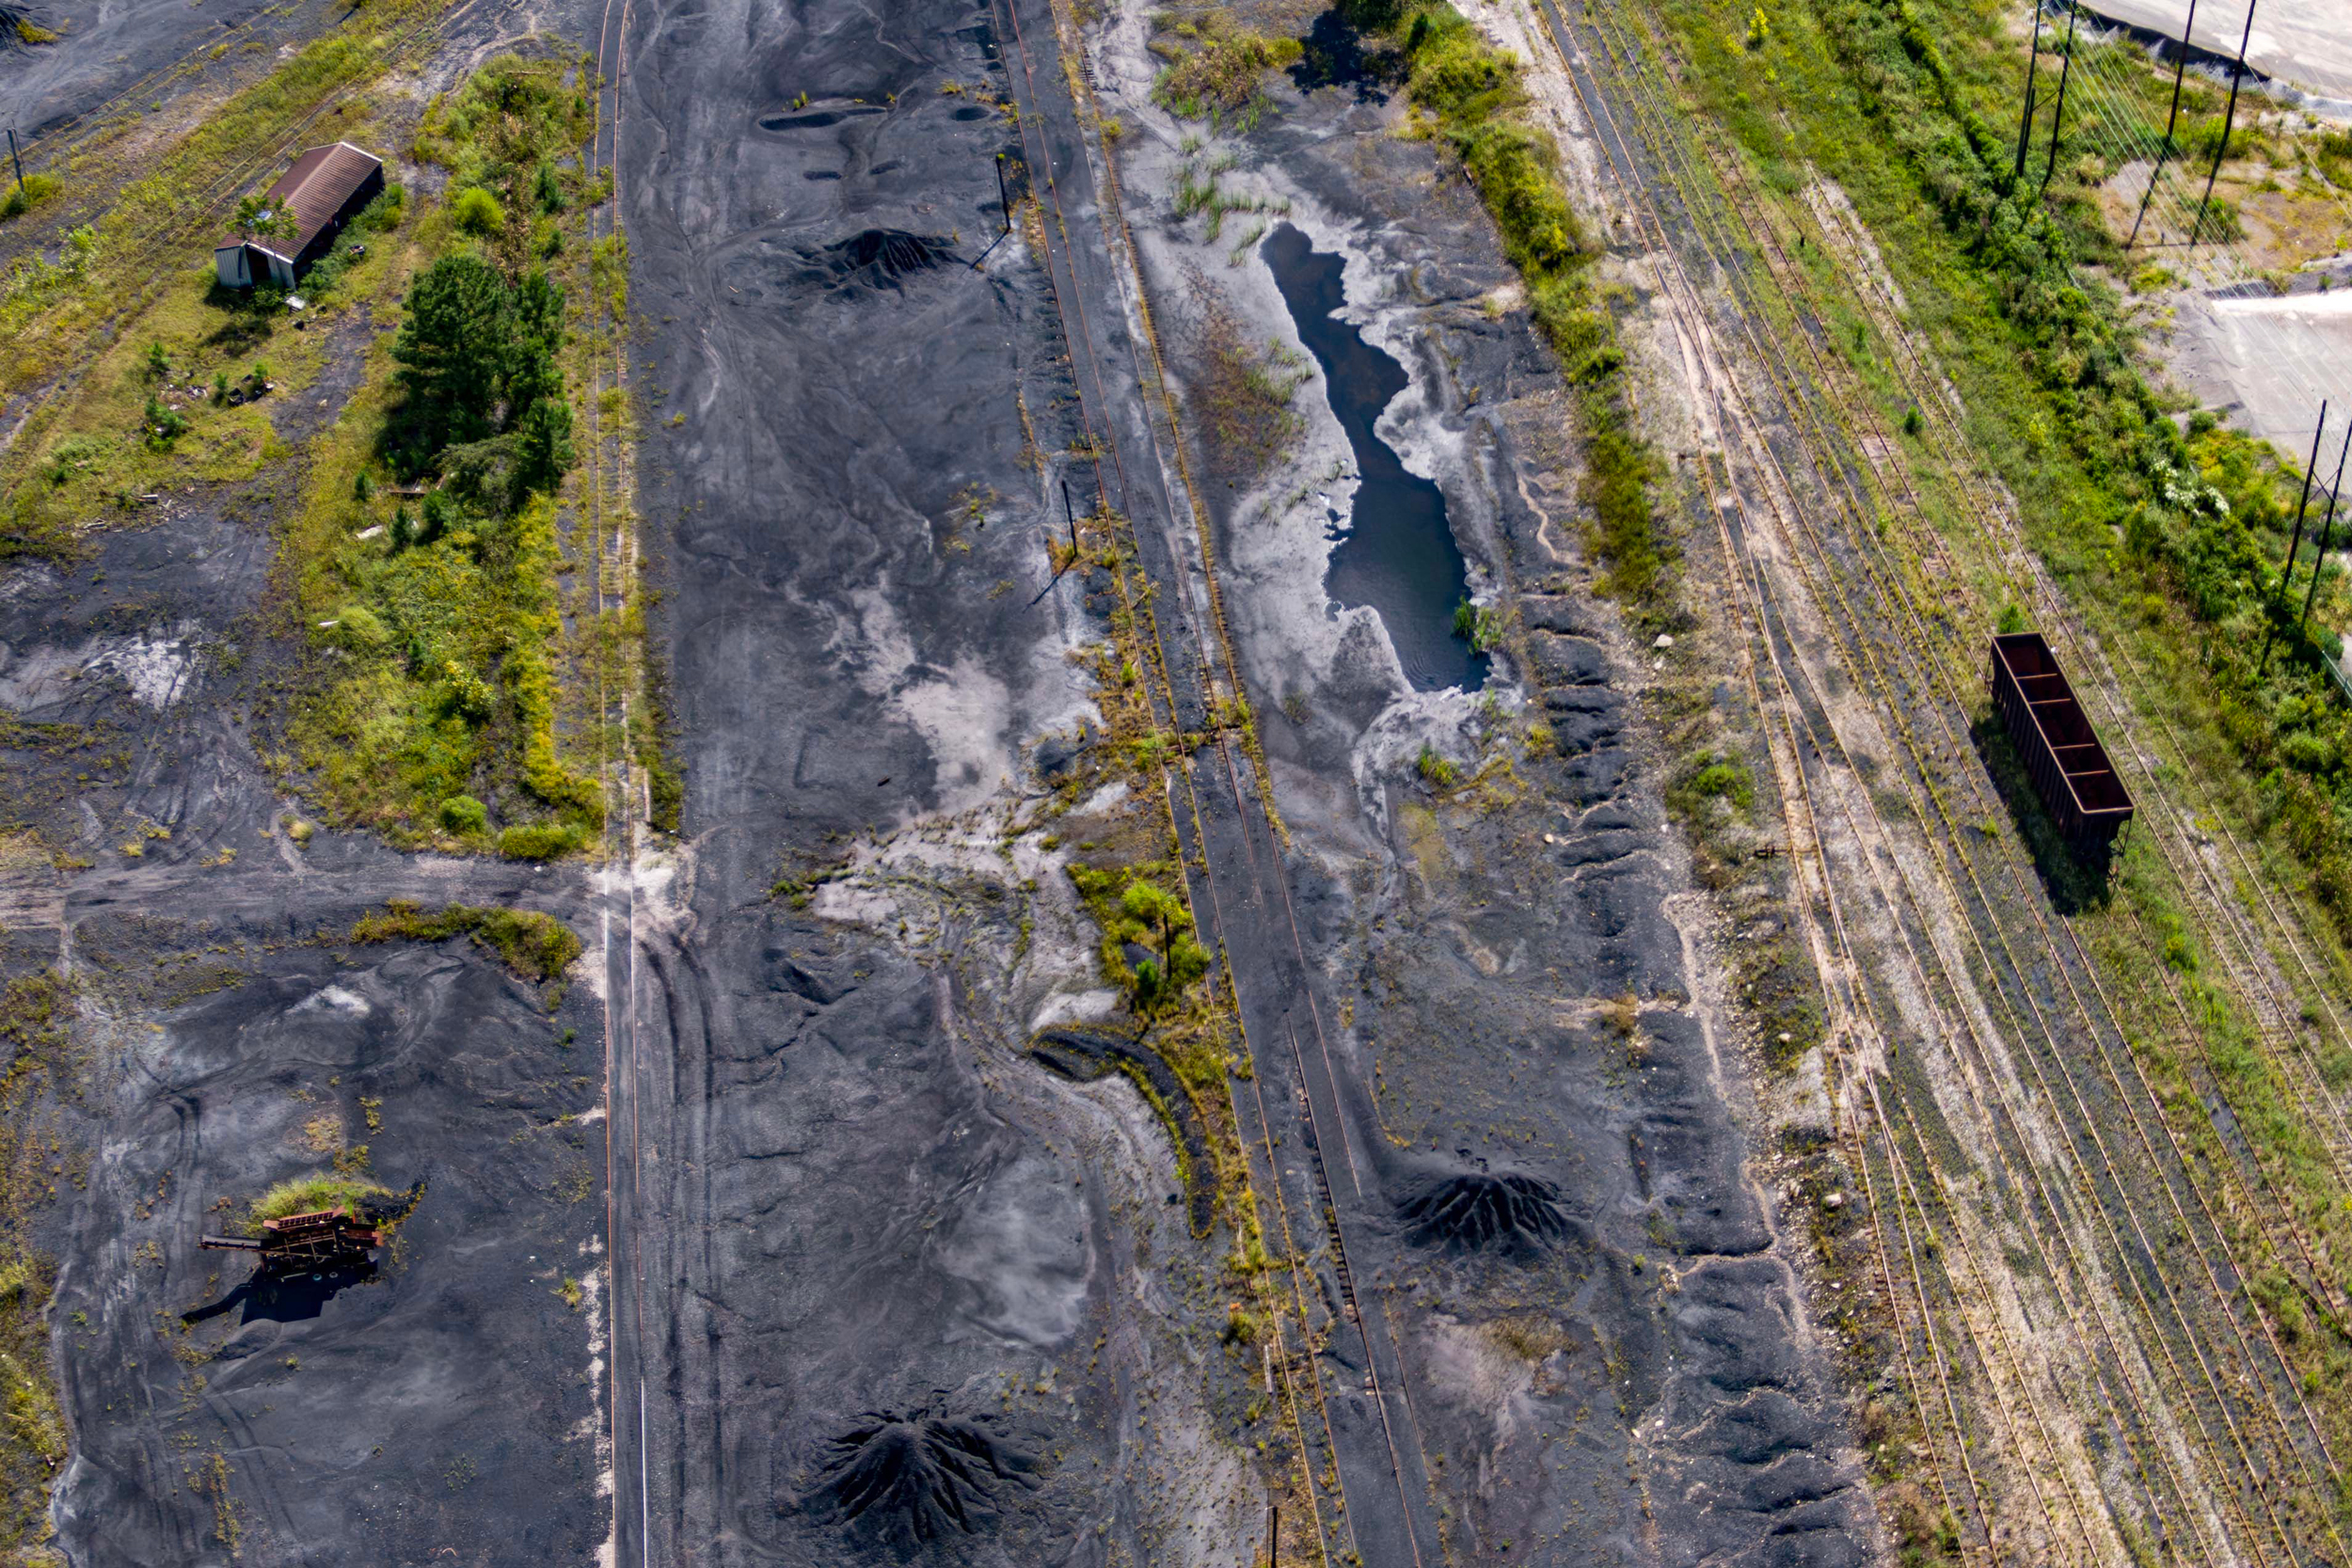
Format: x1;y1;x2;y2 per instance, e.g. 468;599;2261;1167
230;193;298;245
505;270;567;410
392;254;512;458
513;397;575;497
143;397;187;446
1120;880;1188;960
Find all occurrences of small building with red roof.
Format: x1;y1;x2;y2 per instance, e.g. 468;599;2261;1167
215;142;384;291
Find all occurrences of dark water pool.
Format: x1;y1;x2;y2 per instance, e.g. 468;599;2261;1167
1263;224;1487;693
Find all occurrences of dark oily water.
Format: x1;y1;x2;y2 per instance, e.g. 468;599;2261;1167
1263;224;1487;692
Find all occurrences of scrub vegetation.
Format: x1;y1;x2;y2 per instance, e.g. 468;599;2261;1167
280;54;602;856
1340;0;1666;607
347;900;583;982
1624;0;2352;1537
0;973;72;1562
0;39;630;862
1148;9;1305;130
1650;0;2352;951
0;0;453;467
1194;308;1308;481
1070;862;1213;1015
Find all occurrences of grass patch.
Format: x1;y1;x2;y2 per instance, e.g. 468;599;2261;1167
348;900;582;981
1195;309;1307;481
1149;9;1305;130
246;1173;395;1231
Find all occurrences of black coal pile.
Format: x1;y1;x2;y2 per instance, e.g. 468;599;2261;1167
806;1408;1038;1545
795;229;955;297
1398;1170;1568;1257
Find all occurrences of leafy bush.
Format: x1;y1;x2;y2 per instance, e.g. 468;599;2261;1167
439;794;488;834
451;186;505;235
497;821;583;861
326;604;389;651
0;173;59;221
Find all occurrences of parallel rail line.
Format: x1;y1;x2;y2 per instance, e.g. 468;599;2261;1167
1535;0;2352;1561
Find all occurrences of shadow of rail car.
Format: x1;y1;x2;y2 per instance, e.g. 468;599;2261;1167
1971;709;2117;914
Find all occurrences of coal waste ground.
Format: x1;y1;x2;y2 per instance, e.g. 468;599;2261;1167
0;0;1880;1562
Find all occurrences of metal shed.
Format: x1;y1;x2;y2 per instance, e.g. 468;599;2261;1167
215;141;384;290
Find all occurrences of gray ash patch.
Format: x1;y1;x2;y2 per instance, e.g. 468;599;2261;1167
1398;1170;1568;1257
806;1407;1038;1546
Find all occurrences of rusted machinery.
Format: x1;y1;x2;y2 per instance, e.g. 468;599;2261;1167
199;1207;382;1276
1988;631;2135;862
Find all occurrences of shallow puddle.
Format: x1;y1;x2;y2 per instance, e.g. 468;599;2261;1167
1263;223;1487;692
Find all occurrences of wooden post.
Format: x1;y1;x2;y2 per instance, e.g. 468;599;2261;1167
2263;401;2327;673
2014;2;2047;181
995;152;1011;235
2190;0;2259;247
2042;1;2082;191
2128;0;2200;246
2299;422;2352;634
6;128;21;197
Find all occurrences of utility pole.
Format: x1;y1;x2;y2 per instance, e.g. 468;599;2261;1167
1062;479;1079;556
995;152;1011;235
2014;2;2048;181
2042;0;2082;191
2263;400;2327;673
2300;422;2352;634
2127;0;2198;246
6;128;22;198
2190;0;2258;248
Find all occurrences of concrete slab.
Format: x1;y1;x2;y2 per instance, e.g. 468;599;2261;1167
2078;0;2352;108
2163;284;2352;456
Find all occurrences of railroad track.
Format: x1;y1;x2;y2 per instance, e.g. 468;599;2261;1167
1524;6;2352;1560
1515;0;2352;1560
985;0;1449;1560
583;1;655;1563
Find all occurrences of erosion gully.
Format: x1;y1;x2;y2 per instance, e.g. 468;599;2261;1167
1523;0;2352;1561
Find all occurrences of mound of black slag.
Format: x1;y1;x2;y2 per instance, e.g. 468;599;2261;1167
807;1409;1035;1544
796;230;954;297
1399;1171;1567;1258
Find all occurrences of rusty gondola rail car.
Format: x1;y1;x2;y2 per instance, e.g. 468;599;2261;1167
199;1206;382;1275
1988;632;2135;862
